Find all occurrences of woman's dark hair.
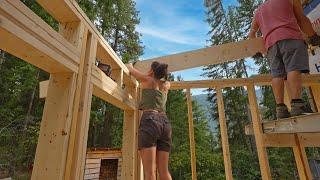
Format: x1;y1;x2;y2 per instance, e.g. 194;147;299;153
151;61;168;80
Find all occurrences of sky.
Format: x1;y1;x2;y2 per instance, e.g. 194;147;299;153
134;0;238;94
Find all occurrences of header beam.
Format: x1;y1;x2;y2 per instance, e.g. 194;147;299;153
134;38;265;73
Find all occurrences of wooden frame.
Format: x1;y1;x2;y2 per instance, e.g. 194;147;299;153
186;89;198;180
1;0;320;179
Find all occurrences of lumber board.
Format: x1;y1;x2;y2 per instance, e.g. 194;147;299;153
246;113;320;134
170;74;320;89
134;38;265;73
36;0;136;86
84;173;99;180
86;150;122;159
293;134;312;180
84;168;100;175
31;73;77;180
216;87;233;180
121;110;137;180
298;133;320;147
36;0;79;22
92;66;135;110
186;89;198;180
310;84;320;112
247;84;272;180
86;159;101;164
39;69;136;110
0;0;79;73
64;33;96;180
39;80;49;99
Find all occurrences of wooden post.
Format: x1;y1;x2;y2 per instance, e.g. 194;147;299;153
284;84;291;111
310;84;320;112
292;134;312;180
31;73;77;180
135;87;144;180
64;31;97;180
216;87;233;180
121;110;137;180
186;89;197;180
247;84;272;180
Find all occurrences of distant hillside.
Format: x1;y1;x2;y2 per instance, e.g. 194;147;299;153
192;89;263;133
192;94;217;132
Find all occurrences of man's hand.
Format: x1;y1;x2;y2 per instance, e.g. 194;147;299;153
309;34;320;46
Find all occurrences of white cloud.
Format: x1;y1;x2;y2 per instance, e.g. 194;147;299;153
137;26;203;46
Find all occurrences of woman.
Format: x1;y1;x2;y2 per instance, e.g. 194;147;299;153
126;61;172;180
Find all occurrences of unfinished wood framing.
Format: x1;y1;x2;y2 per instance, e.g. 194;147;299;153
216;87;233;180
134;38;265;73
1;0;320;179
186;89;198;180
121;110;138;180
310;84;320;112
170;74;320;90
245;113;320;134
32;73;77;180
247;84;272;180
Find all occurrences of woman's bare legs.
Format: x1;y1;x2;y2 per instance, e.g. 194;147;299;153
140;147;157;180
156;150;172;180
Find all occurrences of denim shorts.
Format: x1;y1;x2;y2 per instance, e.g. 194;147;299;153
138;111;172;152
267;39;309;78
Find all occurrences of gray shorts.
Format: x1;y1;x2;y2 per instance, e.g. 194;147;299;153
267;39;309;78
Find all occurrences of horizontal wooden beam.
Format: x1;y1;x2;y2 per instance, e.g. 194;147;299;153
36;0;136;86
0;0;80;73
36;0;79;22
246;113;320;135
134;38;265;73
170;74;320;89
39;67;136;110
86;149;122;159
91;66;136;110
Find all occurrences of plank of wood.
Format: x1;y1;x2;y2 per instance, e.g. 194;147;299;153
39;80;49;99
91;66;135;110
31;73;77;180
36;0;79;22
247;84;272;180
85;163;101;169
121;110;137;180
86;159;101;164
186;89;198;180
84;168;100;175
0;1;79;73
38;68;136;110
298;133;320;147
36;0;136;85
263;134;296;147
262;113;320;134
0;14;75;73
293;134;312;180
310;84;320;112
170;74;320;90
84;173;99;180
216;87;233;180
134;38;265;73
7;0;80;56
64;33;96;180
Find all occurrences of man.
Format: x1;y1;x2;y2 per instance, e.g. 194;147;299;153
248;0;320;119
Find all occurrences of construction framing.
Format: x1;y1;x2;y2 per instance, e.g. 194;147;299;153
1;0;320;180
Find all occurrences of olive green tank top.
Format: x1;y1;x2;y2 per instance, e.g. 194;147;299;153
139;89;167;112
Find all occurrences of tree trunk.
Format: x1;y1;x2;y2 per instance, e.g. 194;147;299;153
101;104;114;147
23;70;40;131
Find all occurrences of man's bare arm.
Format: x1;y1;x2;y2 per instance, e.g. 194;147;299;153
248;16;259;39
293;0;316;37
